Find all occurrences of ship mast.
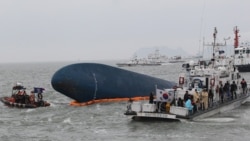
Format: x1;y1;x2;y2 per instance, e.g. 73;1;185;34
204;27;227;68
233;26;240;66
234;26;239;48
212;27;217;67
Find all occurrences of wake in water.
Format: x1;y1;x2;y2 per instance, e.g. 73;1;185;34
195;117;236;123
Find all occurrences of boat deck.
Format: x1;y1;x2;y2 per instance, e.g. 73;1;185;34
128;93;249;122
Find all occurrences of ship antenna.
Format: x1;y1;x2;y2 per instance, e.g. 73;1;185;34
92;73;98;100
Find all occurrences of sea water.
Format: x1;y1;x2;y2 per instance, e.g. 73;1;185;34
0;61;250;141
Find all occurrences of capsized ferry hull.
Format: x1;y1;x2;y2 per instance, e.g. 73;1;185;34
51;63;175;103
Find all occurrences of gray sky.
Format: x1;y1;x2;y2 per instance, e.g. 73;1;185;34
1;0;250;63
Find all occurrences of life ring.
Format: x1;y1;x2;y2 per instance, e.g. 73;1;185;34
179;77;184;84
210;78;215;86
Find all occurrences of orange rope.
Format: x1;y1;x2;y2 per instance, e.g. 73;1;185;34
69;96;149;106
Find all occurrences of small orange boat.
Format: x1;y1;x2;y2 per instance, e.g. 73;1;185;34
0;83;50;108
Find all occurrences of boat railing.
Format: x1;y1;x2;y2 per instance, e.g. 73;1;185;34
187;90;249;118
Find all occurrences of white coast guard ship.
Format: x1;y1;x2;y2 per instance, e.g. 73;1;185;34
233;26;250;72
124;27;250;121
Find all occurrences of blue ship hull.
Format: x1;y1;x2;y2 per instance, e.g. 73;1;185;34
51;63;175;103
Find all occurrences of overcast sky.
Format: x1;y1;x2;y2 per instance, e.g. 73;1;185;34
1;0;250;63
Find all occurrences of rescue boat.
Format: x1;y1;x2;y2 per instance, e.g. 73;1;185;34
0;97;50;108
0;83;50;108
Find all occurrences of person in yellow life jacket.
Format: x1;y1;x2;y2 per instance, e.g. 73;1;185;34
193;89;200;111
166;102;171;113
201;88;209;110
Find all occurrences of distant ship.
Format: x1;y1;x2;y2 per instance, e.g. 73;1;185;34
233;26;250;72
116;49;167;67
51;63;175;105
168;56;186;63
116;57;162;67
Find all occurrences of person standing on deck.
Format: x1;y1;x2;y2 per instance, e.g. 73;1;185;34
201;88;209;110
184;91;189;102
126;98;133;112
185;97;193;115
241;78;247;94
208;88;214;107
149;92;154;104
219;84;224;103
177;97;184;107
223;81;230;101
215;85;220;104
193;89;200;111
230;81;237;99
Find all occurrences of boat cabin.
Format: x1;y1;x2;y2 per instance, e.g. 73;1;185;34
234;43;250;65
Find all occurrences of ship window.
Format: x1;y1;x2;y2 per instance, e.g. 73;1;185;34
235;50;239;54
243;50;246;53
247;49;250;54
192;79;203;88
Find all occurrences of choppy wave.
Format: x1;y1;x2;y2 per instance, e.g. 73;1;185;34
196;117;236;123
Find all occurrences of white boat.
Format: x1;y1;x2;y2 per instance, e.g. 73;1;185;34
233;26;250;72
116;49;165;67
116;57;162;67
124;27;250;121
168;56;186;63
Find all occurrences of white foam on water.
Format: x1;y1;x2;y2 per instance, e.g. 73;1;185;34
94;129;108;134
63;117;71;124
26;109;35;113
196;117;235;123
48;117;52;122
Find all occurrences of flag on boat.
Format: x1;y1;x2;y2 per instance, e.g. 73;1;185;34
33;87;45;93
156;88;174;103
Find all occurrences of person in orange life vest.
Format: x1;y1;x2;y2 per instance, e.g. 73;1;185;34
193;89;200;111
